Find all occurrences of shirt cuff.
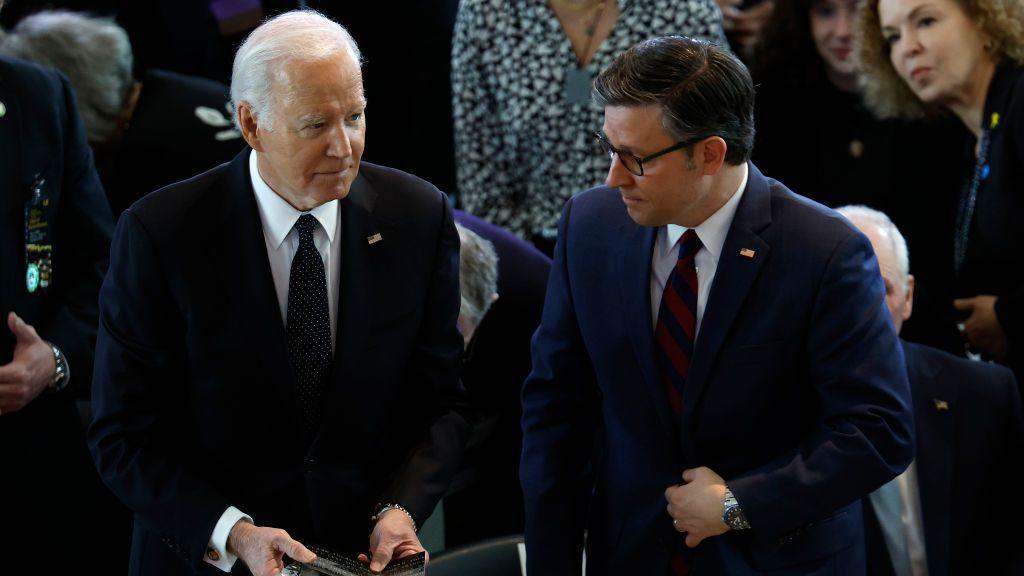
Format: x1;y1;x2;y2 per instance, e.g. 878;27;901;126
204;506;252;572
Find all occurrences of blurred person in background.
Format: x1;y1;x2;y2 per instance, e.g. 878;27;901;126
751;0;965;353
0;10;244;216
452;0;726;254
858;0;1024;384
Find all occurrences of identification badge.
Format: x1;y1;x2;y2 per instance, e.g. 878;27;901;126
24;174;54;294
564;67;593;105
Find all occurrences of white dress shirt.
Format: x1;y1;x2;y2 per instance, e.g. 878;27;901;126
869;461;930;576
203;150;344;572
650;164;748;337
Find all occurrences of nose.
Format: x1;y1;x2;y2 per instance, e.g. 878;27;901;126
898;27;923;60
605;155;634;189
326;122;353;158
836;10;852;38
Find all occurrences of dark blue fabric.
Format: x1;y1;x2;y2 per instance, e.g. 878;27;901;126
521;163;914;575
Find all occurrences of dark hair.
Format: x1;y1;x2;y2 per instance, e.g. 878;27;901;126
754;0;823;85
592;36;755;165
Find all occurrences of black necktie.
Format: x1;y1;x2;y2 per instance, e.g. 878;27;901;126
286;214;332;440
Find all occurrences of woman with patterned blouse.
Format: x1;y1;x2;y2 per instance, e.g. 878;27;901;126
452;0;726;252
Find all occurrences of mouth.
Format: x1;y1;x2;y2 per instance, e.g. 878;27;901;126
314;167;350;180
910;67;932;83
832;47;851;61
621;193;643;206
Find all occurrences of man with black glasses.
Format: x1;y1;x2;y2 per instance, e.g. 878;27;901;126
520;36;914;575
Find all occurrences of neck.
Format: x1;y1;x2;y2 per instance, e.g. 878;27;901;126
255;155;321;212
679;163;746;228
825;66;858;94
948;59;998;140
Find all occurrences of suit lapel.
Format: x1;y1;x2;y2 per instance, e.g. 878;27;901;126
219;150;302;437
317;173;382;439
682;163;772;460
617;222;678;444
905;343;955;576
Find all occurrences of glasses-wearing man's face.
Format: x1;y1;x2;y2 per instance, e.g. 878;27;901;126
254;51;366;209
601;104;707;228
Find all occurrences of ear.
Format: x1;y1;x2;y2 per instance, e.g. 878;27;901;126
698;136;728;176
237;102;264;152
903;274;915;322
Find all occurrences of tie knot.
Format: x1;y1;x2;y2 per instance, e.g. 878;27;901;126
295;213;318;241
678;229;701;260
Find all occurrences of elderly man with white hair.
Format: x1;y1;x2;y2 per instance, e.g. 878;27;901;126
88;10;470;576
838;205;1024;575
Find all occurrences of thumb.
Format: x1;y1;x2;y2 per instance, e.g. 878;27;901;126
282;537;315;564
369;539;396;573
685;533;703;548
952;298;974;311
7;313;38;343
681;468;697;483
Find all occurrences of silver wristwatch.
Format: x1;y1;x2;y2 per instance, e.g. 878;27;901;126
722;487;751;530
49;344;69;392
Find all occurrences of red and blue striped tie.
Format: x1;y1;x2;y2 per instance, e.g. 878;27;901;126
656;229;701;575
655;229;701;416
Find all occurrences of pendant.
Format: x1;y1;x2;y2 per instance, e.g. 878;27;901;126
849;139;864;158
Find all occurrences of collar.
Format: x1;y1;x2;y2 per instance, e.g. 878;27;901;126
664;163;749;261
249;149;338;249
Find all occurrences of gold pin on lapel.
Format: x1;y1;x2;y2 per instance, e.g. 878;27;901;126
739;248;755;258
933;398;949;411
367;233;382;245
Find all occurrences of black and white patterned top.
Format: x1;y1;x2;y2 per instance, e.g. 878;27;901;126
452;0;726;240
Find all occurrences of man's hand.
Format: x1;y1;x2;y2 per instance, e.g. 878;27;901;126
358;509;427;573
954;295;1008;360
0;312;56;415
227;519;315;576
665;467;730;548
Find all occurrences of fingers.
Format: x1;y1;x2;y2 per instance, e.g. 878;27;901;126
681;468;697;483
369;539;396;573
6;313;39;343
275;533;315;563
952;298;974;311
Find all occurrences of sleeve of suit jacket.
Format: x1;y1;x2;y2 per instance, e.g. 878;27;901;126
41;69;114;399
520;197;601;574
379;196;473;525
726;230;916;538
89;210;230;571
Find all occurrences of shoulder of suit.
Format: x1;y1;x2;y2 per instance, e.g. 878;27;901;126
126;160;233;234
0;55;65;102
904;340;1017;398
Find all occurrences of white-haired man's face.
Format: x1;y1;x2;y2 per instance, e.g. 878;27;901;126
240;49;366;211
852;217;915;334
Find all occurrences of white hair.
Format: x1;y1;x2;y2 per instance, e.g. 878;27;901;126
230;10;361;132
836;205;910;290
0;11;133;142
455;223;499;333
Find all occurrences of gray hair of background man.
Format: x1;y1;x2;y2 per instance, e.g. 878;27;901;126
455;223;499;337
0;11;133;142
230;10;361;132
836;205;910;290
592;36;756;165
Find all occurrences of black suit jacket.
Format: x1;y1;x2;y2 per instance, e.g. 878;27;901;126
88;149;471;575
0;56;113;568
865;340;1024;576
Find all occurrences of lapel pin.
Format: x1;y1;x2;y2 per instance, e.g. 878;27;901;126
739;248;755;258
367;233;382;245
933;398;949;411
0;101;6;119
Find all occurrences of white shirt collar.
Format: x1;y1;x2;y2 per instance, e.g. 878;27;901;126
249;149;339;250
664;163;749;261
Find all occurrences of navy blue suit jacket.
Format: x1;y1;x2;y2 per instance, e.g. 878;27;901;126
521;163;914;575
89;149;471;575
865;340;1024;576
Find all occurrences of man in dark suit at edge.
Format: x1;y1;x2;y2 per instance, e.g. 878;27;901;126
88;10;469;576
0;0;114;566
520;36;914;575
839;205;1024;576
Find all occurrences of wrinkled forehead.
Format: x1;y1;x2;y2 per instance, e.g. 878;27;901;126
270;52;365;104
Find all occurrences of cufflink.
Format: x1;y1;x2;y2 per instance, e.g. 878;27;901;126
206;548;221;562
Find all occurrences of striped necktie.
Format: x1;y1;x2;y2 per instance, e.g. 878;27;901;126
655;229;701;416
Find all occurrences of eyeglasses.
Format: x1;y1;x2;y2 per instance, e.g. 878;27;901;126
593;131;704;176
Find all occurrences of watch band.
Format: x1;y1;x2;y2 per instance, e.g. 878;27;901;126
49;343;69;392
371;502;417;532
723;487;751;530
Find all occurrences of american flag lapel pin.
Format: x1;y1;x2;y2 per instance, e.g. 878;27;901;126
739;248;755;258
367;233;382;245
933;398;949;411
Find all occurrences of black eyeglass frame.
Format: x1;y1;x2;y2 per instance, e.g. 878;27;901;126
593;131;706;176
